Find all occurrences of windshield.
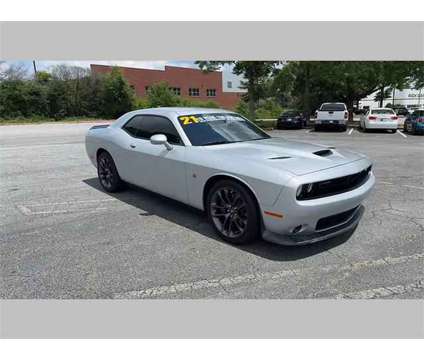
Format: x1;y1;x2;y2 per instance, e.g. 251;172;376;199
413;110;424;117
320;103;346;111
282;111;299;117
178;113;270;146
371;109;394;115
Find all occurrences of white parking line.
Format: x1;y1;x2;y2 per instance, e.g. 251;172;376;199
348;128;354;135
16;198;117;215
378;182;424;190
24;198;116;207
113;253;424;299
336;279;424;299
397;130;407;138
403;184;424;190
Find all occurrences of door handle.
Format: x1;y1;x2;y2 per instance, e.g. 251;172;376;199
130;144;136;149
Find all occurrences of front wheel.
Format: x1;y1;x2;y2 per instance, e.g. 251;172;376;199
97;151;124;192
206;180;259;245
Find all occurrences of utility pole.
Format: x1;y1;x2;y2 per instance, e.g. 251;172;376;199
32;60;37;77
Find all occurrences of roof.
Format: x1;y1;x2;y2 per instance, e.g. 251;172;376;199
131;107;234;116
111;107;236;128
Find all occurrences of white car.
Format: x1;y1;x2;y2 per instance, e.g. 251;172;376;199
359;108;398;133
315;103;348;131
86;107;374;246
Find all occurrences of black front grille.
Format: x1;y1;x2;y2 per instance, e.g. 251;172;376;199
316;207;359;231
297;165;372;200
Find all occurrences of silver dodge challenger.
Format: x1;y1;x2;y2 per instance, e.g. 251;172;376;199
86;107;375;245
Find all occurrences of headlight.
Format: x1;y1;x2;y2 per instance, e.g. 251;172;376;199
305;183;314;193
297;183;314;199
296;186;303;198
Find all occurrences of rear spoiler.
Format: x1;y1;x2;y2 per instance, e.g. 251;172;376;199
89;124;109;130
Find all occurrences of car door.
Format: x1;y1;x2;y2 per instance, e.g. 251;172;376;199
119;115;188;203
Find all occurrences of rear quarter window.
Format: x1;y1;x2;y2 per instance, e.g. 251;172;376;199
371;109;395;115
320;104;346;111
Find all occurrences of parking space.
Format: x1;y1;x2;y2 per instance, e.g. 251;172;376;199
0;122;423;299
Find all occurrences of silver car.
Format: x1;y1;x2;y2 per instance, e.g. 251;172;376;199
86;107;375;246
359;108;399;132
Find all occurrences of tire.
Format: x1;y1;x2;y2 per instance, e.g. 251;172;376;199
314;125;320;132
391;129;397;133
206;180;259;245
340;125;347;132
97;151;124;193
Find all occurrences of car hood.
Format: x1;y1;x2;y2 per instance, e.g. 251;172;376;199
203;137;366;176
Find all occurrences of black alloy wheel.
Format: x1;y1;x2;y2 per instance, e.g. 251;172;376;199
207;180;259;245
97;151;124;192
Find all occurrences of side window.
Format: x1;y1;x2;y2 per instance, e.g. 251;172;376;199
123;115;182;145
123;115;143;137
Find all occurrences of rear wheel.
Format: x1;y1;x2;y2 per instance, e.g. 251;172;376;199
390;129;397;133
97;151;124;192
206;180;259;245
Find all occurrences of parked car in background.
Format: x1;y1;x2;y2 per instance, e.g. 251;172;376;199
276;110;306;129
86;107;374;246
359;108;398;133
315;103;348;131
403;109;424;135
392;107;409;128
393;106;409;117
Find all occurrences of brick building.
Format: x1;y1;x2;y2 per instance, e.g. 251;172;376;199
90;64;245;109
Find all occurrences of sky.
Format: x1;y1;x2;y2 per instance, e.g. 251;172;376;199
0;60;234;77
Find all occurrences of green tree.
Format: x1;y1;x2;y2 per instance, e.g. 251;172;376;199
101;67;135;118
272;61;415;120
196;61;279;120
146;81;180;107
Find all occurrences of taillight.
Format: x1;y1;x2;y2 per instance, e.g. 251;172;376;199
391;115;398;120
417;118;424;123
344;111;348;119
368;116;377;121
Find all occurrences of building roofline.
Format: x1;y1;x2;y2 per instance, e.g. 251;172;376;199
90;63;220;74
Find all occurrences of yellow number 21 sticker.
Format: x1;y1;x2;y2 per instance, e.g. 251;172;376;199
179;115;199;125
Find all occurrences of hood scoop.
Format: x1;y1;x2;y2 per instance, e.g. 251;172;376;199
268;156;291;160
313;149;333;157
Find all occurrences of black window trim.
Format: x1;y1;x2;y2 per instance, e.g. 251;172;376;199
121;114;185;146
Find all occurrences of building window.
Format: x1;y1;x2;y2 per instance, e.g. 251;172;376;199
206;89;216;97
170;87;181;96
189;88;200;97
227;81;232;89
145;86;149;93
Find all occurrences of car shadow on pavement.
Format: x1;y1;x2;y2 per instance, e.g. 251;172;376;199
83;178;352;262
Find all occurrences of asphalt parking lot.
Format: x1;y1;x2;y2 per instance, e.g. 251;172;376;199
1;122;423;299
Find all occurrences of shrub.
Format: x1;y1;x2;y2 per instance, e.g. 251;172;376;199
100;67;136;118
146;81;180;108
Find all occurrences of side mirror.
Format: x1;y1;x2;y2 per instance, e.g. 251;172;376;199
150;134;173;150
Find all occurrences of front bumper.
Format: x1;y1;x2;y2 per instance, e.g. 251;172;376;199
263;205;364;245
277;120;302;128
261;159;375;246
